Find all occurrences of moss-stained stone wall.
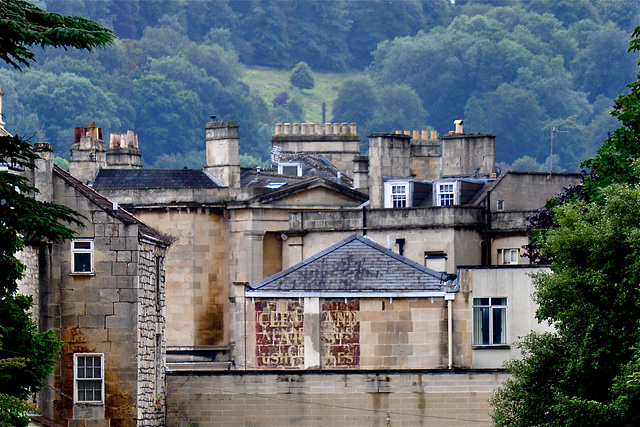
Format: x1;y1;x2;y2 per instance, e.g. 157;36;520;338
167;370;508;426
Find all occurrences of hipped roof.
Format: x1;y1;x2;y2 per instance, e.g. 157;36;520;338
249;234;455;297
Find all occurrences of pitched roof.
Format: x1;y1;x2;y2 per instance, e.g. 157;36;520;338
92;169;220;190
249;234;454;296
248;176;368;204
241;170;306;188
54;166;170;244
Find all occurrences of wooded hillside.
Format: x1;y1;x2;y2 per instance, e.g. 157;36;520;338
1;0;637;170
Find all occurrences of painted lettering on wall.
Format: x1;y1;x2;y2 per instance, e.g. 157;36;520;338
255;300;304;368
321;300;360;368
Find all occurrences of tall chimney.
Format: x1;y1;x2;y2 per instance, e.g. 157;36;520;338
69;122;107;183
205;118;240;188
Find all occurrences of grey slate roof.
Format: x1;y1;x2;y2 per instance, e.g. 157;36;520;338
54;166;170;244
92;169;219;190
249;234;451;295
241;170;305;188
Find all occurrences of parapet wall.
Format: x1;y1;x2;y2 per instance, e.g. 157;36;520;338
167;370;508;426
289;207;487;232
274;122;357;136
272;123;361;177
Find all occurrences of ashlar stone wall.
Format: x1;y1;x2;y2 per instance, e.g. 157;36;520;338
167;370;509;426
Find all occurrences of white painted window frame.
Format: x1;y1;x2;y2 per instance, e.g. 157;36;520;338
472;297;507;346
278;162;302;176
384;180;412;208
500;248;520;265
435;182;456;206
71;239;94;274
74;353;105;404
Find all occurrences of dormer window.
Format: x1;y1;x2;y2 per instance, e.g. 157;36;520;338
384;181;413;208
278;162;302;176
436;183;455;206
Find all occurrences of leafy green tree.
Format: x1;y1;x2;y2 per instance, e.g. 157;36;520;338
289;62;315;90
332;76;380;125
0;2;112;423
511;155;543;172
0;0;113;69
491;26;640;426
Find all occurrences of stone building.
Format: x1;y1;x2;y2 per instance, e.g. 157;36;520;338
52;116;578;425
16;142;171;426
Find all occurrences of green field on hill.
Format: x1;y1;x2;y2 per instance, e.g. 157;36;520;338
244;66;362;125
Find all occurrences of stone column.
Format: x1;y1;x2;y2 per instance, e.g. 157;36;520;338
243;230;265;284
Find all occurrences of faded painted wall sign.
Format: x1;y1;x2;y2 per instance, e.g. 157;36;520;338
321;300;360;368
255;300;304;368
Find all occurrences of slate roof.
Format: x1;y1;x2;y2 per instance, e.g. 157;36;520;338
249;234;454;296
54;166;170;244
275;154;354;186
241;170;306;188
92;169;220;190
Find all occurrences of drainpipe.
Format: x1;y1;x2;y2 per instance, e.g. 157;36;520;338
445;293;455;369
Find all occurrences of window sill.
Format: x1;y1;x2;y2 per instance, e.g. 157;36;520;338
70;272;95;277
74;401;104;405
472;344;510;350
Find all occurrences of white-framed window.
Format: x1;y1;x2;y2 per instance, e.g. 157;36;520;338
497;200;504;210
71;239;94;274
384;181;412;208
74;353;104;403
436;183;455;206
278;162;302;176
499;248;519;265
391;184;407;208
473;298;507;346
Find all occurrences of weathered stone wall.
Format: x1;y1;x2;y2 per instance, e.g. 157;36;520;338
16;245;40;324
486;172;581;212
134;208;229;347
50;200;140;425
241;296;472;371
136;241;167;426
441;134;495;177
459;266;554;369
166;370;509;426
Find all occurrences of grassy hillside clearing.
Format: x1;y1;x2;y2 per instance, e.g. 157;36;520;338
244;66;362;125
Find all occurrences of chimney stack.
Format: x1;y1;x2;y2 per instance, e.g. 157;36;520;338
205;118;240;188
69;122;107;183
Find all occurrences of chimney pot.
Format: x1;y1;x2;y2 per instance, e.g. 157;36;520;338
454;119;464;134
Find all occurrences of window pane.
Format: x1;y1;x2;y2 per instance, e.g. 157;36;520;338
473;307;490;345
491;298;507;306
493;307;506;344
474;298;489;306
74;253;91;272
74;241;91;249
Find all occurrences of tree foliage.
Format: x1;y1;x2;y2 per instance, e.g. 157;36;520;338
0;2;112;424
289;62;315;90
491;26;640;426
0;0;114;69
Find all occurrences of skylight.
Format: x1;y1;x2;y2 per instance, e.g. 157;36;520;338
266;182;287;189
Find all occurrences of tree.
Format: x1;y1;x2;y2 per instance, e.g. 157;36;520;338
0;2;113;424
289;62;315;90
491;26;640;426
0;0;113;69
